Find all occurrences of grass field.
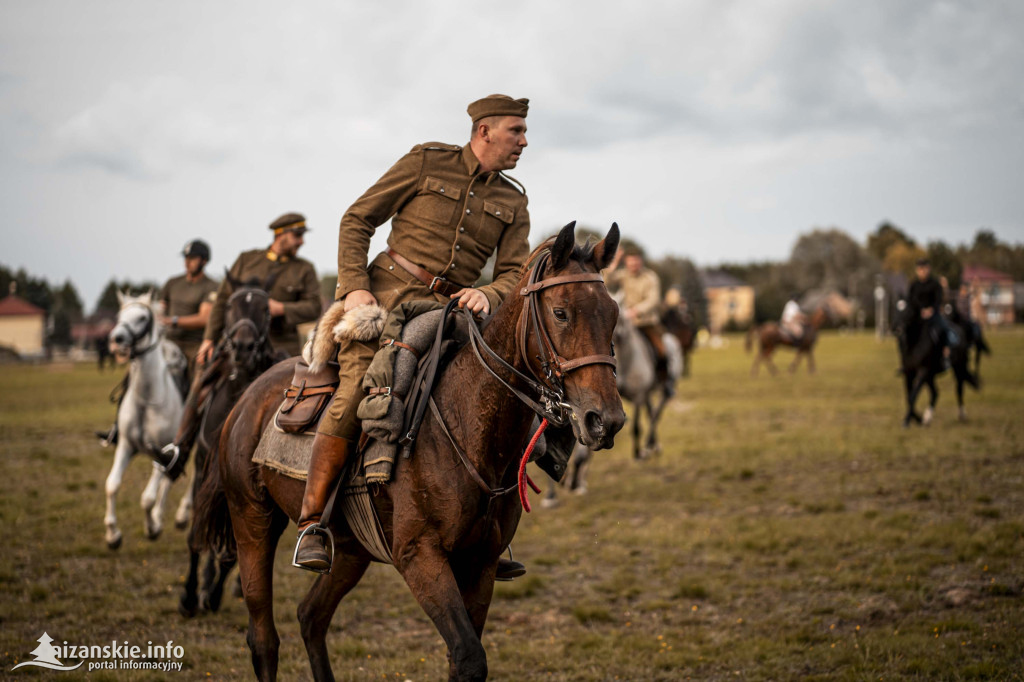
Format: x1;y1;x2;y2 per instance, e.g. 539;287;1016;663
1;329;1022;681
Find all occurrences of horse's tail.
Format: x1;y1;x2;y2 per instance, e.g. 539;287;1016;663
745;325;756;353
190;439;235;556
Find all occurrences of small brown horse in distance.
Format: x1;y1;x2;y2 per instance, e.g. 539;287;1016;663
192;222;624;681
746;307;828;376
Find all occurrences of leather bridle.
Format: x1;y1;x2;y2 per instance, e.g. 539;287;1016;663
221;288;271;364
465;251;616;428
112;302;160;359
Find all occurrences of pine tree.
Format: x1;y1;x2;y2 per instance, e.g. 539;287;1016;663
28;632;62;666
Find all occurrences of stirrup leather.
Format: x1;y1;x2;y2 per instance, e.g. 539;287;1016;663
292;524;335;575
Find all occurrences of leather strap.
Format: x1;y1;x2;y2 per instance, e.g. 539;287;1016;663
519;272;604;295
380;337;421;359
386;248;467;297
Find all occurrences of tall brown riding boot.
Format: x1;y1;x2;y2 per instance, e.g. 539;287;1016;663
294;432;355;572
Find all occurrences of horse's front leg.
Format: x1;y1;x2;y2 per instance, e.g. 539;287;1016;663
140;463;171;540
174;460;196;530
396;541;488;682
104;440;134;550
806;349;816;374
903;370;925;427
789;350;802;373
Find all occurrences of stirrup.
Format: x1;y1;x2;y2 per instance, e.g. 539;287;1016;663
157;443;181;474
292;524;335;575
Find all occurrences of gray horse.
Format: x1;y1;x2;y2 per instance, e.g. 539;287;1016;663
103;291;190;549
544;306;682;506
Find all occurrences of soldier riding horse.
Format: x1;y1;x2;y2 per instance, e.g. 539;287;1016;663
191;223;624;681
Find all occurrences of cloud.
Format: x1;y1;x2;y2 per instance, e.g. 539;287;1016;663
48;77;238;179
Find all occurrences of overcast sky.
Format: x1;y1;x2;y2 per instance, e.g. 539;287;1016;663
2;0;1022;309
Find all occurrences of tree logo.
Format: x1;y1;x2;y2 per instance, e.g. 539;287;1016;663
11;632;83;672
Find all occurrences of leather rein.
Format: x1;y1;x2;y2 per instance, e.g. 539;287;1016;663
430;252;616;500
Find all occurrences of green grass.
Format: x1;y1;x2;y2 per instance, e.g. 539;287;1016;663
1;329;1022;680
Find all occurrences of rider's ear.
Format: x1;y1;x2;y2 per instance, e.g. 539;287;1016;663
593;222;620;270
550;221;577;271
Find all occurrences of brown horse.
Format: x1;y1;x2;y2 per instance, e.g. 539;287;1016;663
193;222;624;681
746;307;827;376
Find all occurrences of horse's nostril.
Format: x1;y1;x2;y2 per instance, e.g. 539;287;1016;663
584;410;604;437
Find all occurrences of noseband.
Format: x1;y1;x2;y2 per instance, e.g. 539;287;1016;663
466;252;616;427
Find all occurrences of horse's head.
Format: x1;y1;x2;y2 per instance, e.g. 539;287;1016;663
109;290;159;359
518;222;625;449
223;272;274;371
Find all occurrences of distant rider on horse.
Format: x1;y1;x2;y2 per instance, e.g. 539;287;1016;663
907;258;957;362
96;239;217;446
293;94;533;577
780;293;806;343
604;246;670;383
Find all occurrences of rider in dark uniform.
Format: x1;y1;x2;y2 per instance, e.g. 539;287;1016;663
906;258;957;355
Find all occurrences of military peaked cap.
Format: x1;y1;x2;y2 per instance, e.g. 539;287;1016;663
467;94;529;122
269;212;308;235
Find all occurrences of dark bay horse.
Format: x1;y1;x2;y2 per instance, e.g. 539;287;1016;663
193;222;624;681
159;274;285;617
893;301;980;426
746;307;827;376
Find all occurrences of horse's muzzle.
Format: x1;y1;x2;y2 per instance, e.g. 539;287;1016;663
579;405;625;450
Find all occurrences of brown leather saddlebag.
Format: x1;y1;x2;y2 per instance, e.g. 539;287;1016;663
275;360;339;434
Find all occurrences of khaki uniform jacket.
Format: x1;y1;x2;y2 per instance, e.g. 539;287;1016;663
335;142;531;314
160;273;219;349
605;268;662;327
204;248;321;355
318;142;531;440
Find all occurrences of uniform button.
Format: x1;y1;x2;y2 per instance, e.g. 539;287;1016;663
459;227;465;233
496;211;501;216
439;188;445;194
465;209;471;214
388;265;394;270
455;245;461;251
469;191;475;197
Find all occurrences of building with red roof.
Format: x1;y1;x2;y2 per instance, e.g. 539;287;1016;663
961;265;1015;326
0;293;46;357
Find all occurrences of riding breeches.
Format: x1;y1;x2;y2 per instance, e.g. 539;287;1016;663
637;324;668;363
315;263;448;440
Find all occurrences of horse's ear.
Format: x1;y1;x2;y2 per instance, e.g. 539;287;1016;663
592;222;620;270
139;289;154;306
550;221;577;271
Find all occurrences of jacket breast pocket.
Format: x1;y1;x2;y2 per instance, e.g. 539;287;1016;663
479;201;514;249
417;176;461;225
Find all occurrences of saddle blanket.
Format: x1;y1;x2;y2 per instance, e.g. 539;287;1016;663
251;421;396;484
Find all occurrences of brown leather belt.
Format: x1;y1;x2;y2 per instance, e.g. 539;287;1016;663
386;248;467;297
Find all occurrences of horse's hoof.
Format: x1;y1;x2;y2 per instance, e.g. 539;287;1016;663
178;596;198;619
540;497;560;509
572;485;589;496
107;534;123;551
922;408;933;426
146;527;162;541
958;409;967;422
174;518;189;531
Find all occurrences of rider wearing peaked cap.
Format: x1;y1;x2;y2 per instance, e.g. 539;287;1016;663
294;95;532;575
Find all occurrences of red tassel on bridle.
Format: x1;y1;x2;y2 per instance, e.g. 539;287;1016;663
518;418;548;512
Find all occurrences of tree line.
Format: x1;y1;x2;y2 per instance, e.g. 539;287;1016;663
3;223;1021;349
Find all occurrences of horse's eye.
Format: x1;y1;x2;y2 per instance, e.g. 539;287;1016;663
553;308;568;322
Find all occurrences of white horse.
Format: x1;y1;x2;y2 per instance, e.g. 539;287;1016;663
104;291;190;549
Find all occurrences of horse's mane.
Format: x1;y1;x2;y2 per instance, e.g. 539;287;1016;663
521;237;598;277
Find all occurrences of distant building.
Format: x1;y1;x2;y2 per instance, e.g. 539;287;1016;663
71;311;117;349
962;265;1015;326
700;270;755;333
0;293;46;358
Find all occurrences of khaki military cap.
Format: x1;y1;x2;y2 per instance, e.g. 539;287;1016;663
467;94;529;122
269;212;309;235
